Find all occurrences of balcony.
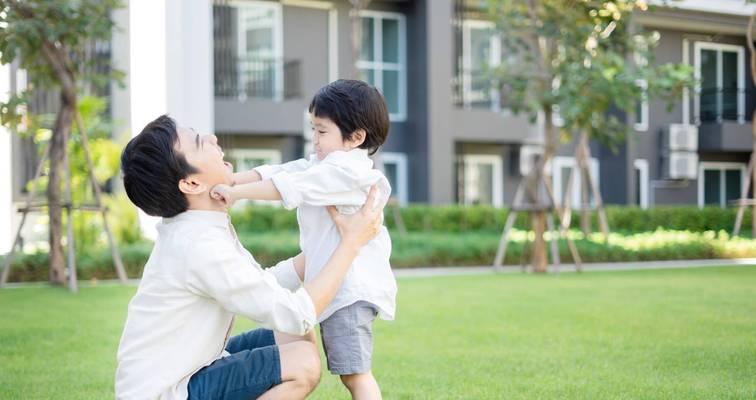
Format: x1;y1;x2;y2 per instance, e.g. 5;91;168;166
452;68;503;111
696;88;755;152
214;57;302;101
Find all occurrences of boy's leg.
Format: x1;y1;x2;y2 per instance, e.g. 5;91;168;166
340;371;382;400
320;301;382;400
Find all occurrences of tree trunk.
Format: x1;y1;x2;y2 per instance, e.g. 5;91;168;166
752;108;756;237
531;211;547;272
48;94;74;285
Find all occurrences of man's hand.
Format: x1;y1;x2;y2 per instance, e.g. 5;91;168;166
326;185;386;249
210;184;236;208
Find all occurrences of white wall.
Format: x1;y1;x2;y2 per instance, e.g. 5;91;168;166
0;61;12;254
128;0;213;238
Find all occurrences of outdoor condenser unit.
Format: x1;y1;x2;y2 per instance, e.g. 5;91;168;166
663;124;699;180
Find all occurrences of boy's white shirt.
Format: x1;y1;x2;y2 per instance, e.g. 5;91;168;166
254;148;397;322
115;210;314;400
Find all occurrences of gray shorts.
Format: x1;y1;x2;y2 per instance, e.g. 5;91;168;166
319;301;378;375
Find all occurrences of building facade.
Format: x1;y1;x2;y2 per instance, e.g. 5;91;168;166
2;0;755;251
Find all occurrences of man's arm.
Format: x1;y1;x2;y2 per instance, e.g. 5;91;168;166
267;253;306;290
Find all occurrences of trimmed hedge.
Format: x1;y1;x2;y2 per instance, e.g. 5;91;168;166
4;229;756;282
230;204;754;234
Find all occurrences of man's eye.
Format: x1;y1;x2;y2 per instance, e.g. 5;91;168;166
319;131;327;135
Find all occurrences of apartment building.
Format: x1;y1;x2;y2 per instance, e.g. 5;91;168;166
2;0;755;251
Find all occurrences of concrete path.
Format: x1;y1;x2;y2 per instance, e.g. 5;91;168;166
3;258;756;288
392;258;756;278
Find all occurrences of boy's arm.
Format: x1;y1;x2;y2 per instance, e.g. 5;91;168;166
232;170;262;186
211;179;282;207
254;158;312;180
268;162;390;210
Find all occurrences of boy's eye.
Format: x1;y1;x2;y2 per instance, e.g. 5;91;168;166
318;130;327;135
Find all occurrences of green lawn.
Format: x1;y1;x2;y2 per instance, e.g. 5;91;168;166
1;266;755;399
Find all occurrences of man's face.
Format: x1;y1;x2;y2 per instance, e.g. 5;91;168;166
175;126;233;188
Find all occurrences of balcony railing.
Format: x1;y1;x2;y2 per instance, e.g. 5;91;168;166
214;57;301;101
452;68;505;111
696;87;753;123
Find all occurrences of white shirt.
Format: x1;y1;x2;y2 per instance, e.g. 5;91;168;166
255;149;397;322
115;210;314;400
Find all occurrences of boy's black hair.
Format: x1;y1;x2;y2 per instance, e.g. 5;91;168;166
120;115;197;218
308;79;389;155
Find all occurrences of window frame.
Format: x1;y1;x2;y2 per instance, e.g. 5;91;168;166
460;19;502;111
380;151;409;206
634;79;649;132
551;156;600;209
693;41;745;125
232;0;284;101
357;10;407;121
697;161;746;208
634;159;649;209
460;154;503;208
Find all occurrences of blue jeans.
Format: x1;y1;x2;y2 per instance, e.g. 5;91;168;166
187;329;281;400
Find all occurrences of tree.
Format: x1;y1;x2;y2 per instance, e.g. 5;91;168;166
484;0;693;271
0;0;123;285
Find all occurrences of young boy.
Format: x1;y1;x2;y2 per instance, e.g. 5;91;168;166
211;79;396;399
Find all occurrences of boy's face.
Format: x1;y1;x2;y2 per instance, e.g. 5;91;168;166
175;126;233;188
310;114;359;160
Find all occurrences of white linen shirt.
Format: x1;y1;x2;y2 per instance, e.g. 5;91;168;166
254;149;397;322
115;210;314;400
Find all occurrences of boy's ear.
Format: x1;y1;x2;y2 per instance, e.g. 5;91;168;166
178;175;208;195
348;129;367;149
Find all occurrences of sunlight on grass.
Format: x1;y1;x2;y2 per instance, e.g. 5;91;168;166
1;266;755;399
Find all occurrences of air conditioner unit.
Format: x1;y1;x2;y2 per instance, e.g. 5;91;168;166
519;144;544;176
668;151;698;180
668;124;698;152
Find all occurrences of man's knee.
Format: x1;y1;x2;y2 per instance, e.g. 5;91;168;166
289;341;321;388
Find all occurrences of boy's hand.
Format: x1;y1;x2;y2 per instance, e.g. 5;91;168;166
211;184;236;208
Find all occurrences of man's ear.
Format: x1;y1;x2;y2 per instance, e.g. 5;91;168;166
348;129;367;149
178;175;208;195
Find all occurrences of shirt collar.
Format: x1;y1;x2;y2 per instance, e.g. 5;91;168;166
162;209;230;228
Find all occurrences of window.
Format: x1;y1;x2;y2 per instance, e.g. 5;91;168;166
552;156;600;209
380;152;408;206
634;79;648;132
698;162;745;208
357;11;407;121
459;20;502;111
229;149;282;206
694;42;745;124
459;154;503;207
214;1;283;100
634;159;649;209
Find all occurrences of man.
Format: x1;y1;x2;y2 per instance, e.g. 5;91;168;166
115;115;385;399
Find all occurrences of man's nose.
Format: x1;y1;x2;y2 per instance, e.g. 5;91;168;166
207;134;218;145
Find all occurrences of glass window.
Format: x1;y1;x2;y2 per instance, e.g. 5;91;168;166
704;169;720;205
380;152;408;206
460;155;503;207
213;1;282;100
702;165;744;207
696;44;743;123
358;13;406;120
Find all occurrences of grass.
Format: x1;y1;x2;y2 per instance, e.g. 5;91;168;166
1;266;755;399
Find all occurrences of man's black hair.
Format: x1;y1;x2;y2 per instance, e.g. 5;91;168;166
308;79;390;155
121;115;198;218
